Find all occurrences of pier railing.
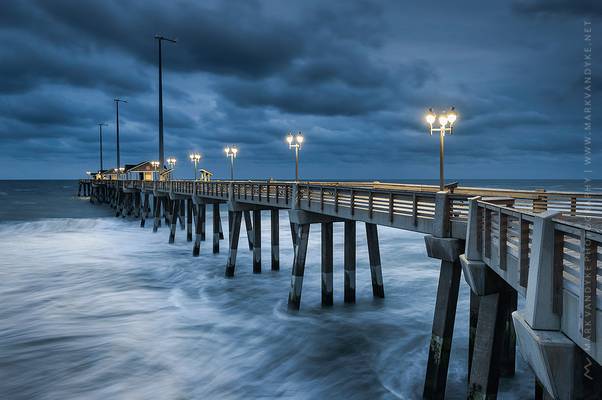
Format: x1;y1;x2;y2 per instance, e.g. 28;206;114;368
468;197;602;363
92;179;602;223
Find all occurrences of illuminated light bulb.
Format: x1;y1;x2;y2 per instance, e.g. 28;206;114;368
438;115;448;127
286;134;294;144
296;133;304;144
447;108;457;125
426;108;437;125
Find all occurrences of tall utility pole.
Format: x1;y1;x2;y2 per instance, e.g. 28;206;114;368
98;123;108;177
114;98;127;170
155;35;177;169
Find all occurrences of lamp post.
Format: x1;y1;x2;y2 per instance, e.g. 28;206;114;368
114;98;127;171
425;107;458;191
224;146;238;180
97;123;108;179
167;156;177;181
151;160;160;181
155;35;177;170
286;131;304;181
189;153;201;180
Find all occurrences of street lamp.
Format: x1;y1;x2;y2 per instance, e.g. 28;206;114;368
189;153;201;180
286;131;304;181
167;157;176;180
425;107;458;191
154;35;177;169
97;123;108;179
114;98;127;171
224;146;238;180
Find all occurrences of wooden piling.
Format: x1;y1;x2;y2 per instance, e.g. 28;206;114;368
218;211;224;240
153;196;161;232
253;210;261;273
193;204;202;256
290;222;297;246
288;224;310;311
271;210;279;271
467;283;513;399
140;193;149;227
169;199;180;244
178;199;185;230
186;199;193;242
244;210;254;251
225;211;242;277
468;290;480;378
501;289;517;378
344;220;356;304
321;222;334;306
423;259;462;400
213;203;220;253
200;204;206;241
365;223;385;298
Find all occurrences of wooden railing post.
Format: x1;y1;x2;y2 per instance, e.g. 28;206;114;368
524;210;562;330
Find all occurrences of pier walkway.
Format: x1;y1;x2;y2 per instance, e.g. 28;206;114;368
81;178;602;399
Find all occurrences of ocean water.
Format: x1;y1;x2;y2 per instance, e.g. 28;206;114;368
0;179;597;399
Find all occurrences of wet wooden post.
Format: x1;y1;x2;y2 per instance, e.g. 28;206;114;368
253;210;261;273
193;204;202;257
244;210;254;250
344;220;356;303
77;181;82;196
140;193;149;227
321;222;334;306
163;198;171;225
290;222;297;246
200;204;206;241
218;212;224;240
501;290;517;378
178;199;185;230
423;259;462;399
153;196;162;232
468;290;480;378
288;224;310;311
365;223;385;298
169;199;180;244
467;282;514;399
225;211;242;277
186;199;193;242
271;209;279;271
213;203;220;253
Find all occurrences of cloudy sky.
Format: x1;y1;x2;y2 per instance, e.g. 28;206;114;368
0;0;599;180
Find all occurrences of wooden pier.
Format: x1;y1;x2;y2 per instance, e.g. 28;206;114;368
82;178;602;399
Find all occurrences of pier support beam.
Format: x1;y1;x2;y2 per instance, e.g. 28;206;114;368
365;223;385;298
213;204;220;254
423;235;463;400
169;199;180;244
186;199;193;242
253;210;261;273
193;204;202;257
288;224;310;311
199;204;206;241
271;210;279;271
153;196;162;232
140;193;149;228
244;210;254;251
225;211;242;277
344;220;356;304
321;222;334;306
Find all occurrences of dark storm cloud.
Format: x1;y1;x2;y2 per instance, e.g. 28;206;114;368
0;0;598;179
512;0;602;17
